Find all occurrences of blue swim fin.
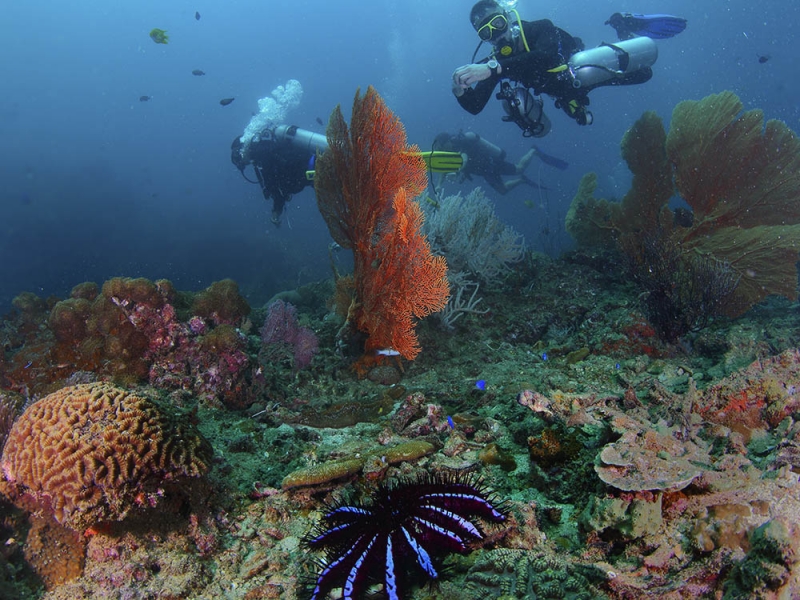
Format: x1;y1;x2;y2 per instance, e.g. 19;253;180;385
605;12;687;40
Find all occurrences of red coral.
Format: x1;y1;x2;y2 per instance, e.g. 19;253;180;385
315;87;449;361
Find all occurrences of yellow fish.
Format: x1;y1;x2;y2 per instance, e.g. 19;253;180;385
149;28;169;44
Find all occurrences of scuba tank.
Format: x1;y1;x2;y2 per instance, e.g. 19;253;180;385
496;83;552;138
273;124;330;154
567;36;658;90
461;132;505;161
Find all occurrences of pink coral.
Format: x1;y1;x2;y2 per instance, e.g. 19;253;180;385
261;299;319;370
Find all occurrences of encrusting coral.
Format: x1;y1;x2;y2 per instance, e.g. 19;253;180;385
0;382;213;531
315;86;449;362
1;277;255;406
566;90;800;319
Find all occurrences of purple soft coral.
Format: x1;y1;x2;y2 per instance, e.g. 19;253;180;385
261;299;318;369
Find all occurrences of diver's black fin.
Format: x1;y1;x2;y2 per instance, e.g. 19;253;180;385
532;146;569;170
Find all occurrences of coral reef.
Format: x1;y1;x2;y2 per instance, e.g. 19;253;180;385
423;187;526;284
0;389;24;451
463;548;606;599
0;382;213;531
315;86;449;361
190;278;251;326
567;91;800;334
0;277;255;407
619;230;741;342
304;473;505;599
260;299;319;370
22;515;86;590
594;428;709;492
2;140;800;599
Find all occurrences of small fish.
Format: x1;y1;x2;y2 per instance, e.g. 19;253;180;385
139;95;152;102
195;11;201;21
446;415;455;429
316;117;324;126
758;54;771;64
475;379;486;391
24;361;33;369
615;363;621;370
375;348;400;356
219;97;235;106
192;69;205;76
149;28;169;44
541;352;548;361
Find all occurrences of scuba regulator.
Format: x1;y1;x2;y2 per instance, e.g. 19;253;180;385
496;82;551;138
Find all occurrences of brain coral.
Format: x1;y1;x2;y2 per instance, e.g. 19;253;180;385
0;382;213;531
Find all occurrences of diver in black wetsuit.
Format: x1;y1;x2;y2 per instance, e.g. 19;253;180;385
433;131;544;195
231;126;323;226
452;1;671;132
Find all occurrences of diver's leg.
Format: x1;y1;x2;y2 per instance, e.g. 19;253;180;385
515;148;538;174
503;177;527;193
486;175;508;196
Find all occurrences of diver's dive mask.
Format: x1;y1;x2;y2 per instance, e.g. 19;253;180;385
476;13;508;41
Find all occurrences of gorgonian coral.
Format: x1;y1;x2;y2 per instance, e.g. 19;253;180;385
567;91;800;322
315;86;449;362
619;229;741;341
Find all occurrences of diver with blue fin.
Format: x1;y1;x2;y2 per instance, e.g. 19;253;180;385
452;1;686;134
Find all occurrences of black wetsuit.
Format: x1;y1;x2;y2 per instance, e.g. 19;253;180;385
457;18;651;120
457;19;584;115
246;138;313;219
442;133;513;184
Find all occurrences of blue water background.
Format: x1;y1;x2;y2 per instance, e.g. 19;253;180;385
2;0;798;314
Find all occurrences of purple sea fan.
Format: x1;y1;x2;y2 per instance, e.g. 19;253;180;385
261;299;318;369
292;326;319;370
304;472;506;600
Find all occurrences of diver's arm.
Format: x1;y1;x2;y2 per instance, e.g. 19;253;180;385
455;78;496;115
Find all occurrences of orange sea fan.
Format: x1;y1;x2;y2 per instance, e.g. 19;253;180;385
315;87;449;361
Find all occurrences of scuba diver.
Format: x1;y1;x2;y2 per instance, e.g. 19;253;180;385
432;131;567;195
231;125;328;226
231;125;468;225
452;0;687;134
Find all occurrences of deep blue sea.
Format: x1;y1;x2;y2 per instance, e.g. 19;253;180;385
2;0;797;315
